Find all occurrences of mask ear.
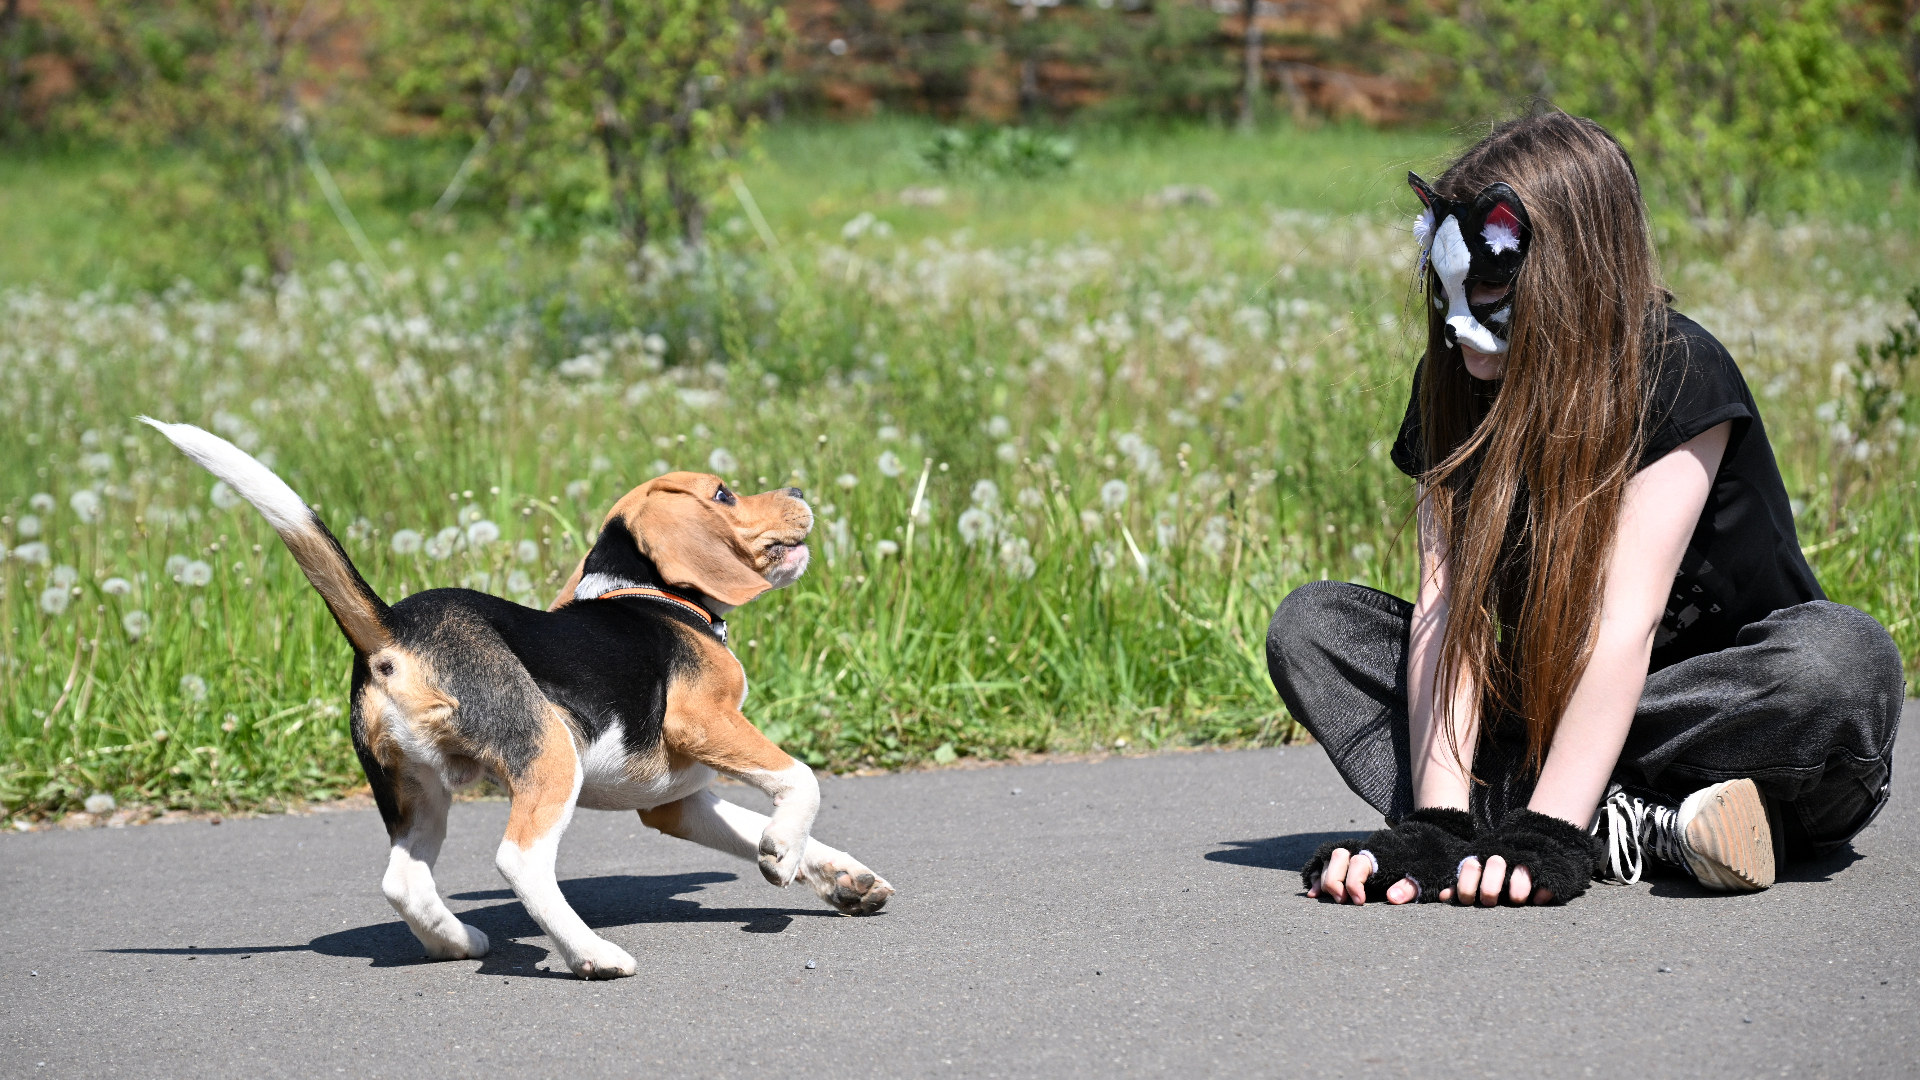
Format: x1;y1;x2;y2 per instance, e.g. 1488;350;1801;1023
1407;171;1437;208
631;492;771;609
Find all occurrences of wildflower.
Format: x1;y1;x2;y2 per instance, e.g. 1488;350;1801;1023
1017;487;1045;509
466;519;501;547
1079;509;1104;534
877;451;905;478
425;528;460;560
878;426;901;442
707;448;738;475
1350;543;1376;563
181;560;214;586
565;479;592;500
221;715;238;733
1155;512;1177;548
180;673;208;702
642;333;668;356
836;473;858;489
16;514;40;538
971;480;1000;509
39;587;69;614
958;508;995;546
70;490;102;523
15;540;47;563
122;610;150;639
875;540;900;558
210;481;243;510
50;565;79;588
507;570;533;595
987;415;1012;438
391;529;423;555
152;728;170;743
29;493;53;514
82;452;114;476
997;443;1018;463
516;540;540;564
165;554;190;577
1202;517;1230;558
461;572;493;591
647;459;671;477
999;536;1037;580
1100;479;1129;510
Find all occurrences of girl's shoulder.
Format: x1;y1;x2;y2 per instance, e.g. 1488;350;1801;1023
1642;310;1756;465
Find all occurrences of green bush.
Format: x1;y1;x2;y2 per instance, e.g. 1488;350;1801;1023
920;125;1076;177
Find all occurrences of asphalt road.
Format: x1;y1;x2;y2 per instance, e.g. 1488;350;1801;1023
4;706;1916;1080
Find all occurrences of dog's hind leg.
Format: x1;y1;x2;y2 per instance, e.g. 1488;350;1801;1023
641;789;894;914
493;707;635;980
380;768;490;960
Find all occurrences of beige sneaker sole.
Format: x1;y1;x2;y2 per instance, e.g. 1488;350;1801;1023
1678;778;1775;892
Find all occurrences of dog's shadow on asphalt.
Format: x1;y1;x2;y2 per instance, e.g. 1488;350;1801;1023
103;872;844;977
1206;832;1355;873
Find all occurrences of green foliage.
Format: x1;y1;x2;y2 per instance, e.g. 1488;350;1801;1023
385;0;786;250
920;125;1076;177
1415;0;1908;223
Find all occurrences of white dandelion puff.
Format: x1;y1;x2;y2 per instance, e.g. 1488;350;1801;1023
998;536;1037;580
877;451;905;478
515;539;540;564
708;448;738;475
565;479;591;501
1350;543;1376;562
426;528;460;560
1017;487;1045;509
836;473;859;490
987;415;1012;438
971;479;1000;509
122;610;150;639
179;674;208;702
507;570;533;595
466;519;501;547
39;587;70;614
165;554;190;577
15;540;49;565
103;577;132;596
958;507;996;546
210;481;244;510
877;426;901;442
82;452;114;476
50;565;79;588
875;539;900;558
70;490;103;523
391;529;423;555
181;560;213;586
28;492;53;514
16;514;41;538
1079;509;1104;534
1100;479;1130;510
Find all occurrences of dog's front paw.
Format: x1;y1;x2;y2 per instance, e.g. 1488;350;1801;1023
420;922;490;961
803;858;894;915
758;831;804;887
563;938;636;980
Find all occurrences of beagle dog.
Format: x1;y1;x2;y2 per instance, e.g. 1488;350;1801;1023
144;419;893;980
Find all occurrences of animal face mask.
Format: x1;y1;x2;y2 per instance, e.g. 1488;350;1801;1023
1409;172;1531;355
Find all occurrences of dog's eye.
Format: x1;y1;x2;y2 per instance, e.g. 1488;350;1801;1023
713;485;736;506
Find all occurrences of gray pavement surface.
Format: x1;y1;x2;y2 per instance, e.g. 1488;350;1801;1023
3;705;1916;1080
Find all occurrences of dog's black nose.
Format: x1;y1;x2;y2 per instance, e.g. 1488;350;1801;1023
786;487;806;502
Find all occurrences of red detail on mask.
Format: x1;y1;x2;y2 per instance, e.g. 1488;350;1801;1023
1486;202;1520;232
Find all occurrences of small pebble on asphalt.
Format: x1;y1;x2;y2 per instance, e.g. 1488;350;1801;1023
1659;966;1673;973
1011;789;1021;795
805;959;817;969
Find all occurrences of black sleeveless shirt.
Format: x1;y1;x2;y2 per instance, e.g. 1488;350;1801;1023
1390;311;1825;671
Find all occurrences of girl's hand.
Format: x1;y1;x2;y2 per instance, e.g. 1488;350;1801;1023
1442;855;1556;905
1304;847;1421;905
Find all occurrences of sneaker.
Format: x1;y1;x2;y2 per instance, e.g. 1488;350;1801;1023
1592;778;1775;892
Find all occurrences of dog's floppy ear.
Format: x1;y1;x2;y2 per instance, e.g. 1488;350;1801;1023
630;487;771;609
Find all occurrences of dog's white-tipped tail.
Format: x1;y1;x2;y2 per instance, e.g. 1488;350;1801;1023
140;418;392;654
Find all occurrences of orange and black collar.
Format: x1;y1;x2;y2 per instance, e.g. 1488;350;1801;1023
595;584;727;643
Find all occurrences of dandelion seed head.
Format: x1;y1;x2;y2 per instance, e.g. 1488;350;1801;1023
426;528;460;560
958;507;996;546
708;448;738;475
181;560;213;587
16;514;41;538
391;529;423;555
565;479;592;501
68;489;102;523
1017;487;1045;509
209;482;243;510
165;554;190;577
878;426;900;442
29;493;54;514
877;451;905;478
836;473;859;490
1350;543;1376;562
998;536;1037;580
466;519;501;547
1100;479;1130;510
179;674;207;702
875;539;900;557
50;565;78;588
987;415;1012;439
971;480;1000;509
1079;509;1104;533
82;452;113;476
122;610;150;639
103;577;132;596
516;539;540;564
39;586;69;614
507;570;533;595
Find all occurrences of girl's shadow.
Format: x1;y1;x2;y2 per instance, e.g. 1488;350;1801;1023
1206;832;1356;873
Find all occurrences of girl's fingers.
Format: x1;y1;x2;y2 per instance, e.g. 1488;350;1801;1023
1478;855;1508;906
1386;877;1419;905
1454;857;1482;905
1321;848;1352;902
1343;852;1373;905
1509;865;1532;905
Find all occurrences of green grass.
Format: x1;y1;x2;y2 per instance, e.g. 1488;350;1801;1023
2;119;1917;821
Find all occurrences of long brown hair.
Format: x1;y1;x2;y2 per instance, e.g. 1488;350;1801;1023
1418;113;1669;772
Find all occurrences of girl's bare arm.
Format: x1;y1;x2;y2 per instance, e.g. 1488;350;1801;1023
1409;483;1477;812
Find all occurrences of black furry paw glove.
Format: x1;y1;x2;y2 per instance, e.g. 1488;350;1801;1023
1469;808;1602;904
1300;807;1477;903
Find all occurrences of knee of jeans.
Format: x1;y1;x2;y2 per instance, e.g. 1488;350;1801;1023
1267;580;1350;669
1790;602;1905;716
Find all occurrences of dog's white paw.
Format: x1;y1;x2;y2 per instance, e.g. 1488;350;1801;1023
420;922;490;960
802;857;894;915
758;831;804;887
563;938;636;980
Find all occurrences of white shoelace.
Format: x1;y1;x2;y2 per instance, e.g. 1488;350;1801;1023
1593;789;1685;884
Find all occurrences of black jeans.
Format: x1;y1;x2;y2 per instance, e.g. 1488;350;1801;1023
1265;581;1903;861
